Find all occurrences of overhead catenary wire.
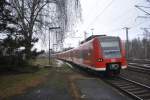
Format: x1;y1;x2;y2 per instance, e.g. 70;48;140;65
112;8;134;22
130;20;148;30
85;0;137;34
91;8;135;30
91;20;148;37
135;5;150;9
95;20;147;34
86;0;115;29
96;14;149;33
135;5;150;15
95;27;122;34
81;0;150;41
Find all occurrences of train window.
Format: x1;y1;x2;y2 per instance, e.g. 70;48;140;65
101;41;120;50
100;37;121;58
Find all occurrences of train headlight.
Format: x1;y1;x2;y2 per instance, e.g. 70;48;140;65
97;58;103;62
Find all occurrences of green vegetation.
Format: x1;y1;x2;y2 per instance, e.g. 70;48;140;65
46;68;67;89
59;63;74;73
0;58;73;99
0;0;45;69
0;58;51;99
0;68;49;99
45;62;73;89
32;58;56;66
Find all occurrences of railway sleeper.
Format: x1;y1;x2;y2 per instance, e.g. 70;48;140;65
114;83;133;87
132;90;149;94
125;87;143;92
110;81;130;85
137;93;150;100
120;85;137;89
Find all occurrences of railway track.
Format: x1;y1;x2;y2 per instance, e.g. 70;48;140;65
128;63;150;69
128;59;150;64
127;63;150;75
66;61;150;100
105;76;150;100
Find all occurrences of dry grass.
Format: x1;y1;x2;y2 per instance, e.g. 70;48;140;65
32;58;57;66
0;68;49;99
0;59;73;99
0;58;53;99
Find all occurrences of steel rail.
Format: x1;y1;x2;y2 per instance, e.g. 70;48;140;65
63;60;150;100
127;64;150;75
128;63;150;69
104;76;150;100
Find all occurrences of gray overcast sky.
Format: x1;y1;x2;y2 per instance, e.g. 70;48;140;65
63;0;150;48
35;0;150;50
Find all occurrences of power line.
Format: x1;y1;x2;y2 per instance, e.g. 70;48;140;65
86;1;138;33
85;1;148;35
92;8;135;28
130;21;148;30
87;0;115;29
135;5;150;9
86;0;102;17
97;27;122;34
97;20;147;34
135;5;150;15
136;16;150;20
112;8;134;21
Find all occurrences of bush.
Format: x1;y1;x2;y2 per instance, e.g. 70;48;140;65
0;55;26;66
0;55;40;73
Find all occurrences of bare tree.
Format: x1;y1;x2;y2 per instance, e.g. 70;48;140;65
8;0;54;59
3;0;82;59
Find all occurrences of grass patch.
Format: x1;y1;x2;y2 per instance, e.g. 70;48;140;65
47;68;67;89
0;65;39;75
58;63;74;73
0;59;73;99
32;58;57;66
0;68;50;99
0;58;55;74
43;61;74;89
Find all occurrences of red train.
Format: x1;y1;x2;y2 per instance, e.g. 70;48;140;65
54;35;127;76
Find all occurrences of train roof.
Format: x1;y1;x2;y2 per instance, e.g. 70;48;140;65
80;35;106;44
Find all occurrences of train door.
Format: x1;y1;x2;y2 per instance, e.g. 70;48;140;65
82;43;93;67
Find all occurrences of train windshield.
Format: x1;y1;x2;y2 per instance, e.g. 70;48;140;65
99;37;121;58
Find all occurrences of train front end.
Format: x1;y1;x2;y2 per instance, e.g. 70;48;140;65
95;36;127;76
